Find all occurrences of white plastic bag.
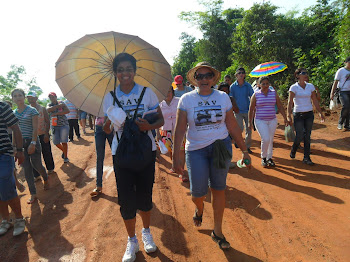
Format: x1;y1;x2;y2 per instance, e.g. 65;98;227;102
285;125;295;143
329;97;340;110
158;140;168;154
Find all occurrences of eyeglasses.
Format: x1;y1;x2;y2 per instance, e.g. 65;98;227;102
194;72;215;81
116;67;134;73
237;71;245;75
299;71;308;75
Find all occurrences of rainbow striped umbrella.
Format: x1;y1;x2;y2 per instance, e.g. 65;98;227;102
249;62;287;77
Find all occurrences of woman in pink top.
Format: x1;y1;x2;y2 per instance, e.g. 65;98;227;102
157;86;188;181
248;76;289;167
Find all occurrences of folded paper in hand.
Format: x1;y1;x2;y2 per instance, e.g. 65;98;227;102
107;106;126;130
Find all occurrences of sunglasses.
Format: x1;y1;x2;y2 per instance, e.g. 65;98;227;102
237;71;246;75
194;72;215;81
116;67;134;73
299;71;308;75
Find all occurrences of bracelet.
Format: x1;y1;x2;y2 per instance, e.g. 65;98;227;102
242;150;248;153
16;148;24;152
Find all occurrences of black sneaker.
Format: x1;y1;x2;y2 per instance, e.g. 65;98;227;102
303;158;315;166
247;148;253;154
267;158;275;167
290;151;296;159
261;158;268;167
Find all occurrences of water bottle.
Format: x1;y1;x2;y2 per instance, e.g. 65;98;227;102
237;159;250;168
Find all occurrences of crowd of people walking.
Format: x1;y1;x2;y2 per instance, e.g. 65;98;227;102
0;53;349;262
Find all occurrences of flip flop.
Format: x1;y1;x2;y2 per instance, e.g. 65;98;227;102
193;204;204;227
90;188;102;197
211;231;230;250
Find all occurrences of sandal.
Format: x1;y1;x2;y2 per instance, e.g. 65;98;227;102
179;175;189;182
90;188;102;197
211;231;230;250
27;195;37;204
193;204;204;227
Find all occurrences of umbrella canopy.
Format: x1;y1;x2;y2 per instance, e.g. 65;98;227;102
56;31;172;117
249;62;287;78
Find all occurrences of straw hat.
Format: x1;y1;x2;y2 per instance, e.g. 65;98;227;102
186;62;221;86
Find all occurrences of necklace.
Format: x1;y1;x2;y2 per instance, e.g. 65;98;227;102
197;90;214;104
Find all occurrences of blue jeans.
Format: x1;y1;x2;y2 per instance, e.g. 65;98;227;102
292;111;314;159
186;136;232;197
339;91;350;128
22;138;48;195
95;125;113;187
0;155;17;201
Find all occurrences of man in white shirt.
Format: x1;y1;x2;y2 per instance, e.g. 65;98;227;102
330;56;350;130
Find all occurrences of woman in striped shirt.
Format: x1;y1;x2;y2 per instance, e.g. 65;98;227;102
12;89;49;204
248;76;289;167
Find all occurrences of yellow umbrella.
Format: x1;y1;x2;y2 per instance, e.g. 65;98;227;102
56;31;172;117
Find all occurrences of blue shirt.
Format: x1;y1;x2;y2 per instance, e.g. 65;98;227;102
174;86;193;98
229;81;254;113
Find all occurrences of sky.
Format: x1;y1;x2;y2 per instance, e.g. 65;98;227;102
0;0;317;98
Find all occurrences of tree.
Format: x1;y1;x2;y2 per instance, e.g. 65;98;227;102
180;0;243;71
0;65;43;104
172;33;198;79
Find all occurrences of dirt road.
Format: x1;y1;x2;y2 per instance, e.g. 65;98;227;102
1;113;349;262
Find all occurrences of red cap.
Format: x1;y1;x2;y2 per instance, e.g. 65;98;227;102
48;92;57;97
174;75;183;85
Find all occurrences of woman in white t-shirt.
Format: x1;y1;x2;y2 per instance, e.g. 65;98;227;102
172;62;251;250
287;68;325;165
330;56;350;130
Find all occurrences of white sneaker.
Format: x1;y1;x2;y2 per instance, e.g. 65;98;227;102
13;218;25;236
142;228;157;253
0;220;11;235
122;238;139;262
64;158;70;163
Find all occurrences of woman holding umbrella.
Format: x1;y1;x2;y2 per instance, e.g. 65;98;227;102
173;62;251;249
103;53;164;262
287;68;325;165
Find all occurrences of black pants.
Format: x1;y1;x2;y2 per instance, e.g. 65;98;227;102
33;134;55;177
68;119;80;140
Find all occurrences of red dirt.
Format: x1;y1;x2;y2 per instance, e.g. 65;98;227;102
1;111;349;262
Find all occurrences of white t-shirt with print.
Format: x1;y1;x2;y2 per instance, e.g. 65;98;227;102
289;82;315;113
103;83;159;155
178;89;232;151
335;67;350;91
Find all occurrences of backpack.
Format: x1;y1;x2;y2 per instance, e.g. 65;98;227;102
110;87;153;171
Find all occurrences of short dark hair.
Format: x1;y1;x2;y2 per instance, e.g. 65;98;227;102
258;76;270;83
218;82;230;90
224;74;231;79
11;88;25;98
112;53;137;74
294;68;307;80
235;67;245;74
345;56;350;63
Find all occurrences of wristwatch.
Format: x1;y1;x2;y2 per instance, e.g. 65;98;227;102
16;148;24;152
30;141;37;145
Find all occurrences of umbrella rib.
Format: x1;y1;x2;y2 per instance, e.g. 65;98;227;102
79;71;113;111
135;73;167;97
122;36;139;53
64;70;112;100
56;65;113;81
137;67;171;82
57;56;111;68
64;45;111;65
87;34;114;62
137;58;170;66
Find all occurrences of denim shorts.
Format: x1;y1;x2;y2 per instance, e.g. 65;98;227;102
0;154;17;201
52;125;69;145
79;111;88;120
186;136;232;197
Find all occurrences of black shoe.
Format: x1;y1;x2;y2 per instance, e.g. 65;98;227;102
267;158;275;167
261;158;268;167
290;151;296;159
303;158;315;166
247;148;253;154
61;153;64;159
